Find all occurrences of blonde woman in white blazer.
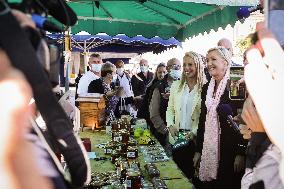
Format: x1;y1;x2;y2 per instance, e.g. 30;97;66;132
166;51;207;179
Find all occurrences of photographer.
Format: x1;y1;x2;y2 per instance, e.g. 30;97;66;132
0;2;90;188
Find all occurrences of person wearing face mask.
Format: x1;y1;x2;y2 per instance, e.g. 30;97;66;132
88;62;135;119
165;53;207;180
131;59;154;118
136;63;167;126
193;47;246;189
114;60;135;116
77;53;102;96
148;58;180;153
131;59;154;97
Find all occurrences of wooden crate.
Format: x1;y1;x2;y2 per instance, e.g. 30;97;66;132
77;94;106;131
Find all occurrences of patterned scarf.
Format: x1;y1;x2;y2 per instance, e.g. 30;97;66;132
102;79;119;116
199;47;231;181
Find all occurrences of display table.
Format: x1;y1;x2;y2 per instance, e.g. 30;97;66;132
80;129;194;189
77;94;106;131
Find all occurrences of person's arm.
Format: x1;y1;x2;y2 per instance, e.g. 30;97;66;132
196;87;207;153
150;88;167;134
0;49;53;189
242;145;281;189
88;79;105;94
166;82;176;127
131;76;138;97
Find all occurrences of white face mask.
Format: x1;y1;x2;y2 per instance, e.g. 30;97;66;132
169;69;182;80
112;74;118;82
91;64;102;72
117;68;124;75
140;66;148;73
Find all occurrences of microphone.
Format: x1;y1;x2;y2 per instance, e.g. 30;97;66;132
217;104;240;133
236;5;263;19
32;14;63;33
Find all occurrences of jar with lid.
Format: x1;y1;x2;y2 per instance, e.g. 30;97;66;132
104;143;114;155
111;121;120;131
128;160;140;172
120;129;130;144
127;146;138;160
112;131;122;142
144;163;160;179
111;150;121;164
125;168;142;189
120;161;129;183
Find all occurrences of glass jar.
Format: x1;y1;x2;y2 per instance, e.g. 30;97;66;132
112;131;122;143
128;160;140;171
104;143;114;155
144;163;160;179
127;146;138;160
125;169;142;189
120;129;130;144
111;150;120;164
120;161;129;183
111;121;120;131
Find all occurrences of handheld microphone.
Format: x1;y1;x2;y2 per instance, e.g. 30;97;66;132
217;104;240;133
32;14;63;32
237;4;263;19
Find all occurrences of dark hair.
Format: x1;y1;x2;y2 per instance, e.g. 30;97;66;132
101;62;115;77
90;53;101;59
156;62;166;69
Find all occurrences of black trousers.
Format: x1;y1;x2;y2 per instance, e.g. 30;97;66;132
172;140;195;180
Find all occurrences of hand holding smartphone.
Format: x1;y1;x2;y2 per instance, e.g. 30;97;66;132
229;66;247;101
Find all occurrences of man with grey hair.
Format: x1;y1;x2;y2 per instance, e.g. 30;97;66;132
77;53;103;96
149;58;182;155
218;38;241;66
131;59;154;97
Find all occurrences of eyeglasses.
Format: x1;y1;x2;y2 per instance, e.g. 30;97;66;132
168;64;181;70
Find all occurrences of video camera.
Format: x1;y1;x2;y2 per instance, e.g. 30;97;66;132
0;1;90;187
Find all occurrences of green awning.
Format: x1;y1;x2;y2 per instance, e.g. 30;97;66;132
66;0;241;41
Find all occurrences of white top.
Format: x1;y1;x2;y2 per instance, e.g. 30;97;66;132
180;85;197;130
241;144;284;189
117;73;133;97
77;71;99;95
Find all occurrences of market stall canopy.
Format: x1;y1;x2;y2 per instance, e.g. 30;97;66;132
47;33;182;54
64;0;242;41
169;0;258;6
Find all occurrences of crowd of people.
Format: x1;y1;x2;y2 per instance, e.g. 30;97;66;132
73;28;284;188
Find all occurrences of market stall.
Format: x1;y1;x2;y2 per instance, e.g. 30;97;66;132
80;117;193;189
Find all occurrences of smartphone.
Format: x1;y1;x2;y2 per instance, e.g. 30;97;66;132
229;66;247;101
265;0;284;45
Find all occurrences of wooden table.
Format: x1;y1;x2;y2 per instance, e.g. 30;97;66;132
80;129;194;189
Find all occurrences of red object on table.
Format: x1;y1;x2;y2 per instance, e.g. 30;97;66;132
81;138;92;152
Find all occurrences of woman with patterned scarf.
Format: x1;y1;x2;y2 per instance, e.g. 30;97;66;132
166;51;207;179
193;47;247;189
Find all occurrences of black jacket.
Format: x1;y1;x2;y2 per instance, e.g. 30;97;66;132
196;80;247;188
131;71;154;97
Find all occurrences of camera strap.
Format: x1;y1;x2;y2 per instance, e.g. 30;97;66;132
0;3;90;187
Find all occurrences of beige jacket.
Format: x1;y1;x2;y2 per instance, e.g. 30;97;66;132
166;80;202;144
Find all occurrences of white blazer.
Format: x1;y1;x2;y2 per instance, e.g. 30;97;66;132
166;80;202;144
